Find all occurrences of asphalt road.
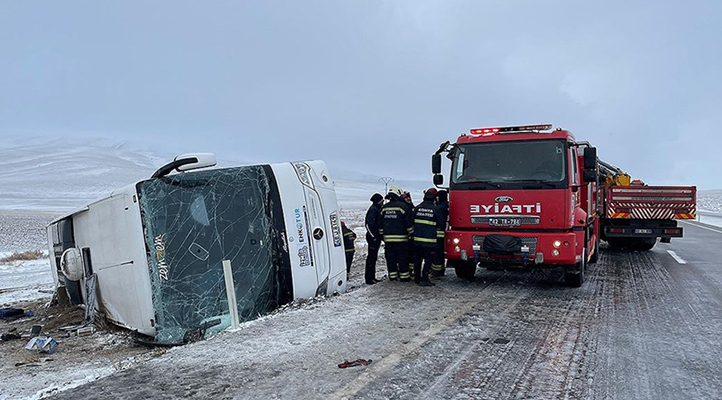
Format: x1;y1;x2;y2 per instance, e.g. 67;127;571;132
48;221;722;400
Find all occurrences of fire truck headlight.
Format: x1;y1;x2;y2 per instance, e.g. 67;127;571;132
454;246;461;253
452;238;460;244
552;249;560;256
553;240;562;248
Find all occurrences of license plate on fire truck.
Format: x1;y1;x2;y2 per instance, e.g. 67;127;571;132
488;217;522;227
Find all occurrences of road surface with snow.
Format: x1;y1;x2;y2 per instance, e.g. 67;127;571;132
37;219;722;400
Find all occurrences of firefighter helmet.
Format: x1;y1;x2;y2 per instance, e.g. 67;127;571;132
388;185;403;197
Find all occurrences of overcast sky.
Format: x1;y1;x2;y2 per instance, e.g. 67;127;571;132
1;1;720;189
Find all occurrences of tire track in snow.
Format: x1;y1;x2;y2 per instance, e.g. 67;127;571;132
329;271;510;400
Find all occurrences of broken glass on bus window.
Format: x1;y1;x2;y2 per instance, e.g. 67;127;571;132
137;165;293;344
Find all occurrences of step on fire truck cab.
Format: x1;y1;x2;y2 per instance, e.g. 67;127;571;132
432;124;599;287
47;154;347;344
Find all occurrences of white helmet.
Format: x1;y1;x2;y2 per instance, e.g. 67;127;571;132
388;185;403;197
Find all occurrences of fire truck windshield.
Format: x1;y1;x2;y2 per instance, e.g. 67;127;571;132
450;139;568;189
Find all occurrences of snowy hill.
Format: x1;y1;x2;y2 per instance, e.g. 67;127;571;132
0;139;429;212
0;138;165;210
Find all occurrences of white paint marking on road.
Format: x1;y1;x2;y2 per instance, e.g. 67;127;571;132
680;220;722;235
667;250;687;264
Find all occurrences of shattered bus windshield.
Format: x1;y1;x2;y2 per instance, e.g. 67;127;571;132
450;139;568;189
137;165;292;344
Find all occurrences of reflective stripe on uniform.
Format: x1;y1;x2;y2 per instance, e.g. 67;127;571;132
389;271;399;279
414;219;436;226
345;248;355;253
436;230;445;238
384;235;408;242
431;264;443;271
344;232;355;237
414;237;436;244
407;227;414;233
383;207;406;214
399;271;411;279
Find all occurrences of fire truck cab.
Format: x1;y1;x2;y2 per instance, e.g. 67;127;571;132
432;124;599;287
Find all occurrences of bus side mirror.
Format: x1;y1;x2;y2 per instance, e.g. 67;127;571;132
151;153;218;179
583;147;597;170
433;174;444;186
432;154;442;174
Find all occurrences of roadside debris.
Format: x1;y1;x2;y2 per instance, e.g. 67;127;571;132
59;324;96;337
0;307;33;319
338;359;373;368
2;329;22;341
25;336;59;354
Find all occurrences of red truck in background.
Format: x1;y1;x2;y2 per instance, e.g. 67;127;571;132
431;124;696;287
597;160;696;250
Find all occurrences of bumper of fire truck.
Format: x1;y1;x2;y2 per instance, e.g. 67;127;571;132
602;219;683;238
444;229;585;267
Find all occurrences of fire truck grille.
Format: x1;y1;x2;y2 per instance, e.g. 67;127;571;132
470;216;541;225
472;236;538;254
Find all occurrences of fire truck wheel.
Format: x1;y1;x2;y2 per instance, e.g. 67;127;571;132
565;249;585;288
636;237;656;251
451;260;477;280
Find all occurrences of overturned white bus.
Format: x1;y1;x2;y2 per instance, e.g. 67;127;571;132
47;154;347;344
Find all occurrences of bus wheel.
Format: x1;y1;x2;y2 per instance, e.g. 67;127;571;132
565;249;586;288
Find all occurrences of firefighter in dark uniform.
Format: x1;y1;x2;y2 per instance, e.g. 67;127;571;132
341;221;356;274
431;189;449;278
400;191;416;278
364;193;384;285
413;188;444;286
380;186;414;281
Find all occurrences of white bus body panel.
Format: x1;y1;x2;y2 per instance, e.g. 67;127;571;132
271;161;347;298
47;184;156;336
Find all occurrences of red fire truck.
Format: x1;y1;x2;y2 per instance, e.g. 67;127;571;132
431;124;696;287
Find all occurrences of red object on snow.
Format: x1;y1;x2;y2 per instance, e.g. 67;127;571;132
338;359;373;368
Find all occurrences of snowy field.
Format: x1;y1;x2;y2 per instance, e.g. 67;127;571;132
696;190;722;228
0;254;54;306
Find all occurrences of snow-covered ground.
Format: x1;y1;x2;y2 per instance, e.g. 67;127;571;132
696;190;722;228
0;139;429;213
0;253;54;305
698;189;722;213
0;138;165;211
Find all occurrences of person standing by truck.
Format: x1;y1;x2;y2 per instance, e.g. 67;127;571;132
364;193;384;285
413;188;444;286
431;189;449;278
341;221;357;274
401;191;416;278
381;186;414;281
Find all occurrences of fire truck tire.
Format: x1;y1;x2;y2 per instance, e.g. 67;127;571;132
565;249;585;288
451;260;477;280
636;237;656;251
